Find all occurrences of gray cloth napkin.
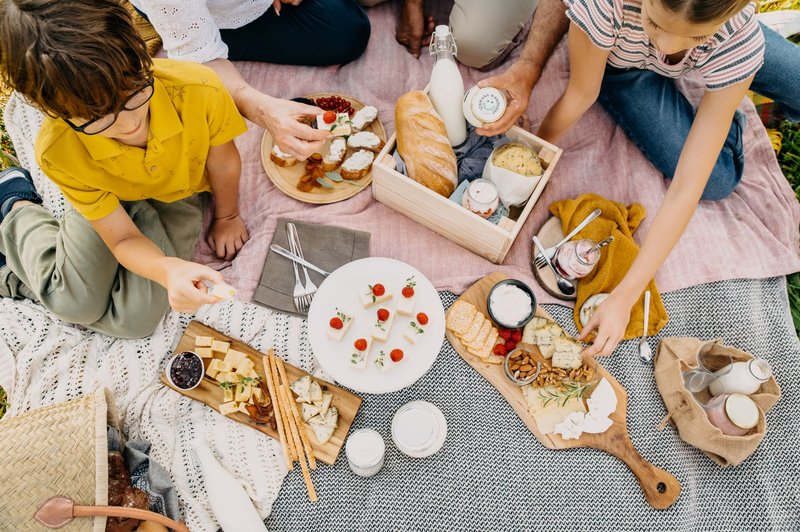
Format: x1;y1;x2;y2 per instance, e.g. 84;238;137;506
254;219;370;316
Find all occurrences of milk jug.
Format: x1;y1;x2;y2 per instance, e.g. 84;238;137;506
429;25;467;146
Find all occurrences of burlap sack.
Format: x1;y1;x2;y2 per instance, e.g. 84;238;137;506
654;337;781;467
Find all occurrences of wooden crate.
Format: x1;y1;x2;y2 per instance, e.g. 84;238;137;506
372;125;561;264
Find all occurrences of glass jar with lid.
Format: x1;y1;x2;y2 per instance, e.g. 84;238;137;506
461;179;499;219
554;239;601;280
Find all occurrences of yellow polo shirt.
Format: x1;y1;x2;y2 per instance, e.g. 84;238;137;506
35;58;247;221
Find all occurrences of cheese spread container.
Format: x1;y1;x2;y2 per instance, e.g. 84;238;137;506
391;401;447;458
482;142;543;206
463;85;507;128
346;429;385;477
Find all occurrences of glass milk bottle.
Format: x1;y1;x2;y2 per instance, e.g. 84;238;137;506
429;25;467;147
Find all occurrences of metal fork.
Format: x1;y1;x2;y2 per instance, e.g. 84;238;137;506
286;222;317;312
287;229;306;313
533;208;602;269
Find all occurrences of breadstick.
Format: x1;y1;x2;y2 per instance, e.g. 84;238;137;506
262;353;292;470
276;357;317;470
269;354;298;462
279;380;318;502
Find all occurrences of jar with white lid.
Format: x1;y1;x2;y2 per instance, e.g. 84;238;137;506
461;179;499;219
708;358;772;397
391;401;447;458
703;393;760;436
463;85;508;128
346;429;385;477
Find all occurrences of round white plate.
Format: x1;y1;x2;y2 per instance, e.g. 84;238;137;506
307;257;445;394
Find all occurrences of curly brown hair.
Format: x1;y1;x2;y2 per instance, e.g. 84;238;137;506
0;0;152;120
657;0;752;24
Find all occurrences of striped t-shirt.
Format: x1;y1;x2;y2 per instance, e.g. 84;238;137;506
565;0;765;90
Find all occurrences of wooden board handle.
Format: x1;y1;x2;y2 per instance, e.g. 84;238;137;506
592;431;681;509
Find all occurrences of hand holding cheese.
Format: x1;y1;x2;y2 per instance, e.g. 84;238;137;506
163;258;225;313
395;91;457;197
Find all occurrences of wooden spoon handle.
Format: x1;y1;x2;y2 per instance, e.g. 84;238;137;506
594;432;681;509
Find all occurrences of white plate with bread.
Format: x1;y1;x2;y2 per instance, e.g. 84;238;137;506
260;93;387;204
307;257;445;394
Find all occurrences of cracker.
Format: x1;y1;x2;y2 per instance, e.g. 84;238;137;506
464;320;492;351
446;301;477;336
457;313;485;344
469;327;499;358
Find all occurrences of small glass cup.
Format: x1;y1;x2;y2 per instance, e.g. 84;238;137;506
682;348;734;393
461;179;499;219
554;239;601;280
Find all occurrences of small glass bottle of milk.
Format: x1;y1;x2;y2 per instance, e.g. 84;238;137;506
429;25;467;147
708;358;772;397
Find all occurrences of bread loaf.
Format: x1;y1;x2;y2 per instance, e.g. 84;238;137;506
395;91;457;197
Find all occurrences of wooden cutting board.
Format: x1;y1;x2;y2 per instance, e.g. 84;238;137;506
446;272;680;509
161;320;362;466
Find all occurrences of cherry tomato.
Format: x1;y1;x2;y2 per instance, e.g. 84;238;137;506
416;312;429;325
390;349;404;362
330;317;343;329
377;308;390;321
354;338;368;351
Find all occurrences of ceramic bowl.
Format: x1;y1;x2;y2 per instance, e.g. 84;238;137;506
486;279;537;329
503;348;541;386
165;351;205;391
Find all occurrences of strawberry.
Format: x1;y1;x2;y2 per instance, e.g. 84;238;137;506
499;329;512;341
390;349;404;362
322;111;336;124
377;308;390;321
372;284;385;296
416;312;429;325
505;340;516;352
492;344;507;357
402;286;415;298
511;330;522;343
354;338;368;351
330;317;343;329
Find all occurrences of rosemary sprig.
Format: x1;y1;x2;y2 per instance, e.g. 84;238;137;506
538;380;593;408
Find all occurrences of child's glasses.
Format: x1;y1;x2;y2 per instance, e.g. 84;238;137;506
64;78;155;135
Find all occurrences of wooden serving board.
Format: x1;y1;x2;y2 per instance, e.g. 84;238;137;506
446;273;680;509
161;321;363;466
260;92;387;204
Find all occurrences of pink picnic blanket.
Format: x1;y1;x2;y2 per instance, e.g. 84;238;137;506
196;2;800;305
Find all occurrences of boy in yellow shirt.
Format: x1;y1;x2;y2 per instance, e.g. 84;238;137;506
0;0;249;338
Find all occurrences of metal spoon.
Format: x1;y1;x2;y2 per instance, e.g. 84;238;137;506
587;236;614;254
532;236;575;296
638;290;653;363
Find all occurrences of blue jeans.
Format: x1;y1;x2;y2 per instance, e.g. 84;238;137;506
597;23;799;201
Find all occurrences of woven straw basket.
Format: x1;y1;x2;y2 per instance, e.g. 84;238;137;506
0;388;187;531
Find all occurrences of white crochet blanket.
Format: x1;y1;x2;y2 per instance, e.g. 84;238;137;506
0;93;310;531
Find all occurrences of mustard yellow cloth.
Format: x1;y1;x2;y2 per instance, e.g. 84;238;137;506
550;193;669;340
35;58;247;221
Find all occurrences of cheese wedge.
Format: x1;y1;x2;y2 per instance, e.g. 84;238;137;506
327;309;354;341
290;375;312;403
211;340;230;354
533;396;586;434
403;321;426;344
302;403;321;421
317;392;333;416
446;301;477;336
458;313;485;344
310;423;335;445
371;308;396;342
194;335;214;347
534;323;563;359
237;402;250;415
552;337;583;370
521;316;551;345
360;286;393;308
309;380;323;403
195;347;213;358
349;338;372;369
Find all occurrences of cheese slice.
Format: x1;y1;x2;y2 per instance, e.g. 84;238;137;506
521;316;551;345
211;340;230;354
235;383;252;403
360;287;393;308
310;423;335;445
403;321;426;344
349;338;372;369
290;375;312;403
222;385;235;403
223;349;245;369
195;347;213;358
371;308;396;342
458;313;485;344
316;112;351;136
309;380;323;403
327;310;354;341
317;393;333;417
218;360;234;373
194;335;214;347
235;356;254;376
533;396;586;434
522;385;559;414
219;401;238;416
373;350;399;372
206;359;223;379
397;293;416;316
534;323;563;359
210;283;236;300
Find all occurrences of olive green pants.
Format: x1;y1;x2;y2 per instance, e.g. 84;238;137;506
359;0;538;69
0;195;204;338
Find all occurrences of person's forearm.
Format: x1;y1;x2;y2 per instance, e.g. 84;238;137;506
205;58;272;125
110;235;176;287
536;89;594;142
517;0;569;74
